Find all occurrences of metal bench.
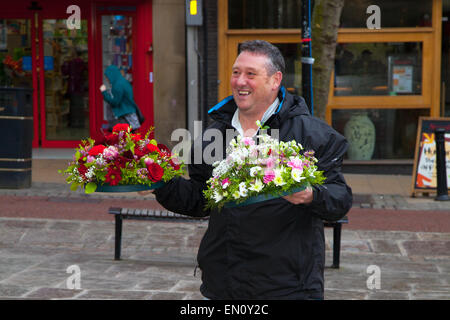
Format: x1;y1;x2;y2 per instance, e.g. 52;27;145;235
108;207;208;260
323;216;349;268
109;207;348;268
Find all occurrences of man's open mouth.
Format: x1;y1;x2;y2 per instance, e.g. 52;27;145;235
238;90;251;96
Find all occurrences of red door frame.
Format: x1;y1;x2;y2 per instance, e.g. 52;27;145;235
0;0;153;148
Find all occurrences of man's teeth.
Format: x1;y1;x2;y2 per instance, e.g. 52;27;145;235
239;91;250;95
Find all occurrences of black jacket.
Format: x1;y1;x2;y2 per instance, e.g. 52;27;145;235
155;88;353;299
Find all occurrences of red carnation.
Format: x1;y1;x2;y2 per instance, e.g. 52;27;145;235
169;159;180;171
105;133;119;145
134;146;149;159
77;164;88;176
112;123;131;133
131;133;141;143
146;143;161;155
105;167;122;186
147;162;164;182
89;145;106;156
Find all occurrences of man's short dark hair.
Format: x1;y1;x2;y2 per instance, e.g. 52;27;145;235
238;40;286;75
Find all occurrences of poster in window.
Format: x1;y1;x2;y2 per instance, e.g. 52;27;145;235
392;65;413;93
412;117;450;196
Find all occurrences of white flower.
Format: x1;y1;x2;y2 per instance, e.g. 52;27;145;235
232;190;241;199
273;169;286;186
239;182;248;197
249;179;264;193
291;168;305;182
85;167;95;179
213;191;223;203
249;166;262;177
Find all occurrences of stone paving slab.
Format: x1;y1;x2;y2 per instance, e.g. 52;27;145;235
0;217;449;300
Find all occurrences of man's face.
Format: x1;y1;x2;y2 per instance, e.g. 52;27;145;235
230;51;282;114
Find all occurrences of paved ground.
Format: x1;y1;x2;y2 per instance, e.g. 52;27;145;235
0;215;449;300
0;157;448;300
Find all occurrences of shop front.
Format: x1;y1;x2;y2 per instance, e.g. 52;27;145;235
217;0;445;162
0;0;153;148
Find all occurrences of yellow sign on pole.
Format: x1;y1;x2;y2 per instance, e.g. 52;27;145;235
190;0;197;16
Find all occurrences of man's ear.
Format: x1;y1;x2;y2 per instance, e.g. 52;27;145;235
272;71;283;91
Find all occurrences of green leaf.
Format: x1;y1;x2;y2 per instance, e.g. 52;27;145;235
70;183;79;191
85;182;97;194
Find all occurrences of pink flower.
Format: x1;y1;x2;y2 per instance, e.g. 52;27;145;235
221;178;230;189
265;157;275;169
144;157;154;166
263;169;275;184
86;155;95;163
103;146;119;160
242;137;255;146
287;158;303;169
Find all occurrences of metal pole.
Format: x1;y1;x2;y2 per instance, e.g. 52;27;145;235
301;0;314;115
435;128;450;201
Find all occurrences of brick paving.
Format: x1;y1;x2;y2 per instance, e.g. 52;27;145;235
0;215;449;300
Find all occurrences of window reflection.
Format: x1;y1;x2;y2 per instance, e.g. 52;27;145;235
332;108;429;160
334;42;422;96
339;0;432;28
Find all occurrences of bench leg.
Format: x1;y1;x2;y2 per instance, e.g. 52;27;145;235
331;223;342;269
114;215;123;261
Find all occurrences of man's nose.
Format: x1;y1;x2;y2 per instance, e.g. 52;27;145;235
235;74;247;86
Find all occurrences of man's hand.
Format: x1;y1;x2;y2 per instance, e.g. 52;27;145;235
99;84;107;92
283;187;313;205
137;190;154;196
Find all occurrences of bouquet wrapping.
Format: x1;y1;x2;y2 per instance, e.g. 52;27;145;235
203;128;325;210
60;124;184;193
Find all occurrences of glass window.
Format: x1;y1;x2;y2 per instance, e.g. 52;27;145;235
332;108;429;160
229;0;302;29
101;15;133;83
43;19;89;140
0;19;32;88
340;0;432;28
334;42;422;96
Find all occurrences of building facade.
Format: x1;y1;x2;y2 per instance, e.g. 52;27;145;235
1;0;448;165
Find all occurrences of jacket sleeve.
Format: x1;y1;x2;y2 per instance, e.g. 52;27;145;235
102;85;124;109
153;140;212;217
301;120;353;221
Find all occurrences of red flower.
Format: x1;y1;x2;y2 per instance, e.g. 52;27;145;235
105;167;122;186
89;145;106;156
112;123;130;133
146;143;161;155
78;164;88;176
169;159;180;171
134;146;149;159
131;133;141;143
105;133;119;145
147;162;164;182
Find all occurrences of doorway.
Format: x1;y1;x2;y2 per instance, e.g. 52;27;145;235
0;0;153;148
